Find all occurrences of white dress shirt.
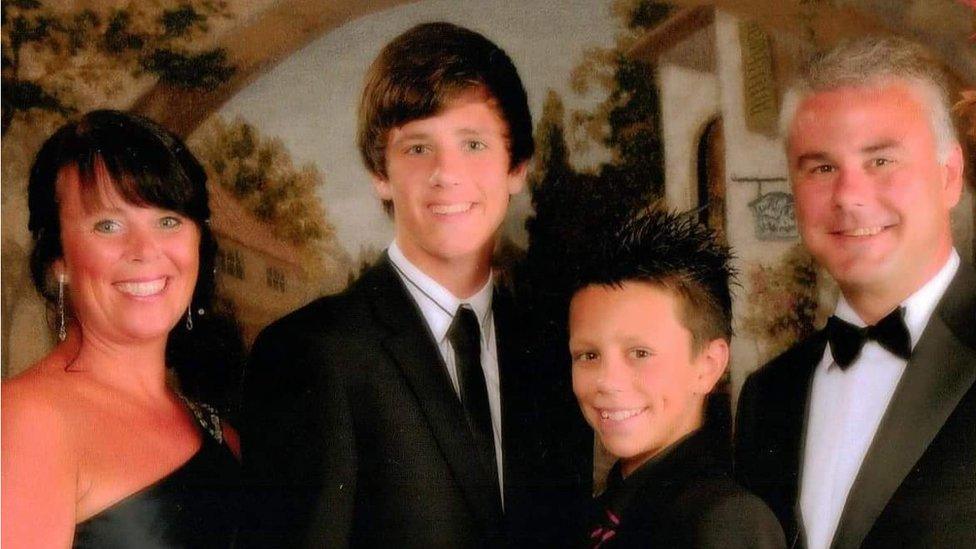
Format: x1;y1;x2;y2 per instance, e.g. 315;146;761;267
800;250;961;549
387;242;504;502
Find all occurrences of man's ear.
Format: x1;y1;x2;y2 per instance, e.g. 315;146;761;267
693;338;729;395
507;161;529;195
370;173;393;201
941;143;965;209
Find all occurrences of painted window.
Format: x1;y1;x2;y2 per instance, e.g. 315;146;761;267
266;266;286;292
218;248;245;280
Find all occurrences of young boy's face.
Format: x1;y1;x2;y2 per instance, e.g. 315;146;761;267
569;281;726;476
372;88;526;271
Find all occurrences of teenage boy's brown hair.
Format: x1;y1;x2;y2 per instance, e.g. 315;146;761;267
357;22;534;192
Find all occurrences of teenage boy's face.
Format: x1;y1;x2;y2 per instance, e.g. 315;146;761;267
569;281;726;476
372;89;527;272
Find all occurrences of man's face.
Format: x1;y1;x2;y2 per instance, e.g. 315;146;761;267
372;89;526;273
569;282;725;476
788;82;963;304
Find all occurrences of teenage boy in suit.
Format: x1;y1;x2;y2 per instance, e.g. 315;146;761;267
735;37;974;549
570;211;784;548
240;22;584;548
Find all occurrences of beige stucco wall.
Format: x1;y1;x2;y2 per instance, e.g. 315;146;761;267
658;44;721;212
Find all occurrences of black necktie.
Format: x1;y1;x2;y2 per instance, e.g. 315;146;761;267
448;306;499;494
826;307;911;369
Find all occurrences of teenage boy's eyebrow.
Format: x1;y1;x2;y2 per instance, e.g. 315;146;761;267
391;128;493;144
391;130;431;142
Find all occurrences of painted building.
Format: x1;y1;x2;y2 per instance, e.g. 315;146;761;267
208;182;339;344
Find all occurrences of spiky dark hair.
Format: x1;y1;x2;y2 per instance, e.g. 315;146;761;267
568;208;736;352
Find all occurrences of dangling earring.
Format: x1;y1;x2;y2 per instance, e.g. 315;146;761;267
185;305;194;331
57;273;67;341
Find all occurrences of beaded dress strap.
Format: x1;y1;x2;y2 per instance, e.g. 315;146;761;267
178;395;224;444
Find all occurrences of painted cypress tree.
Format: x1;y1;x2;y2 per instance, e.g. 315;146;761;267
522;0;672;336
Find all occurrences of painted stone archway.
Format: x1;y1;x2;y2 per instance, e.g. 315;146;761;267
132;0;418;137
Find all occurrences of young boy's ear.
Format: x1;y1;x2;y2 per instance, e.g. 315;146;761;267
693;338;729;395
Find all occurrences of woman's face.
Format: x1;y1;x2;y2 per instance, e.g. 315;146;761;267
55;164;200;347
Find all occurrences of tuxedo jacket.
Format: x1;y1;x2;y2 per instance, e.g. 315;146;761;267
735;261;976;548
587;428;784;549
239;256;589;548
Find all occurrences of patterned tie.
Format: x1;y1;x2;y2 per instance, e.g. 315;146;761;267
589;508;621;548
826;307;911;369
448;306;499;495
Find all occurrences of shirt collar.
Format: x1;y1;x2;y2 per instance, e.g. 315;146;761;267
833;248;960;348
388;241;494;344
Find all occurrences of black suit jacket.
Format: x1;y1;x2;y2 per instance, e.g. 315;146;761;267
735;261;976;548
589;428;785;549
240;256;588;548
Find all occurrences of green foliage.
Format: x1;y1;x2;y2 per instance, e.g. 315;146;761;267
2;2;71;133
104;10;144;53
63;10;99;53
8;0;40;9
574;2;670;194
2;77;70;113
1;0;235;135
527;90;572;192
194;117;335;250
8;11;54;49
160;5;206;38
741;244;828;360
141;47;234;90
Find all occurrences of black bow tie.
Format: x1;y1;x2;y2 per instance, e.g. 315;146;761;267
826;307;911;369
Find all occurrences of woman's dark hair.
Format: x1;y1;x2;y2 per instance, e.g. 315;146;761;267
27;109;244;414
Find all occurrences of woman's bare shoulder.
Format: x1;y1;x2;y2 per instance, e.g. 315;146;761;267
3;359;81;450
2;352;85;549
4;331;90;446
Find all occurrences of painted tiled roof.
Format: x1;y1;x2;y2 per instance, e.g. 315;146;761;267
208;182;303;267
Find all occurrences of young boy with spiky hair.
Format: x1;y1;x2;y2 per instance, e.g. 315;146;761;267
568;210;784;548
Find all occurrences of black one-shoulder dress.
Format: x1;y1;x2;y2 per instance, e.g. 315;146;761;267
72;400;240;548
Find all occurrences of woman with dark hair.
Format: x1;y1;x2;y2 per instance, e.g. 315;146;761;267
2;110;245;548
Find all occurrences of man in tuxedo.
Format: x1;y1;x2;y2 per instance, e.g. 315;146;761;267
240;22;587;548
735;37;974;548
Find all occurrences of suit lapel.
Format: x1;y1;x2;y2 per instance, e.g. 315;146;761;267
493;286;528;502
365;256;503;529
832;263;976;548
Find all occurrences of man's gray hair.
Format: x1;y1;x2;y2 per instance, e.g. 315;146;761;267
780;36;958;161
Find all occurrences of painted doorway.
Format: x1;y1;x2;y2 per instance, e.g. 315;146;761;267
697;117;726;245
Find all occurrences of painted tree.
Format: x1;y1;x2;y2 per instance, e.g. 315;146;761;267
1;0;235;135
191;116;347;280
567;0;670;203
522;0;672;332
